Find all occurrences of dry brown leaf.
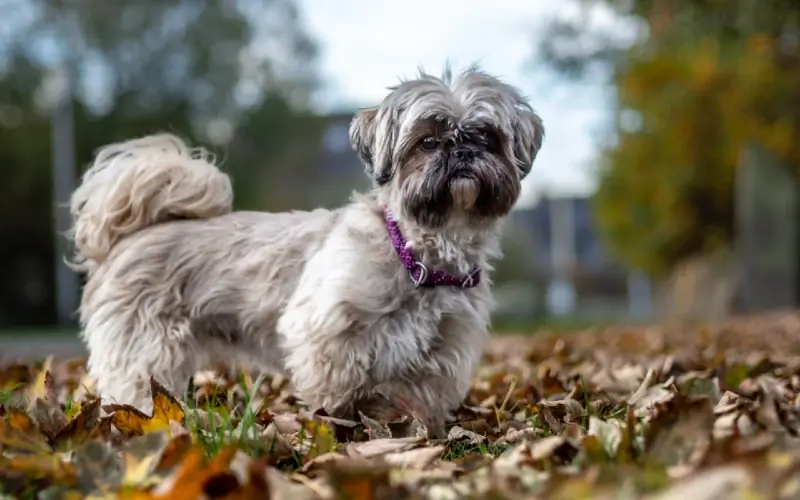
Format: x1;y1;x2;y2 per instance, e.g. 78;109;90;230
148;445;242;498
50;398;102;451
446;425;486;446
587;416;624;456
260;423;295;463
644;396;716;472
496;426;535;444
346;437;423;459
27;397;69;441
381;444;445;469
359;411;392;440
0;453;78;487
645;465;753;499
265;468;323;500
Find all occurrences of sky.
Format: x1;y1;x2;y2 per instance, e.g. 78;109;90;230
297;0;634;206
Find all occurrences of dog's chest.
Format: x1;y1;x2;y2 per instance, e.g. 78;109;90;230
367;288;476;382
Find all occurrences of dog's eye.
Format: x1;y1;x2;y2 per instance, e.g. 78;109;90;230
420;137;440;151
481;131;501;152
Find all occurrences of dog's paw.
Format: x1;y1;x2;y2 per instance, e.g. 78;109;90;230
354;388;447;438
355;393;407;423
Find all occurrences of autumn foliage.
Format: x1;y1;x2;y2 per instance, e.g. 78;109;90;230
547;1;800;274
4;313;800;497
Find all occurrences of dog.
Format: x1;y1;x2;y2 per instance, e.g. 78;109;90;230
67;65;544;431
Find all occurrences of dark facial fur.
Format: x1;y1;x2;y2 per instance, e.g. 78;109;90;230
396;118;521;228
349;65;545;229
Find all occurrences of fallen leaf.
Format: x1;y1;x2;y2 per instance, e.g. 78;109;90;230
644;396;715;472
0;411;54;454
65;399;83;421
28;397;69;441
381;445;445;469
446;426;485;445
587;416;624;457
150;445;240;499
346;437;422;459
359;411;392;440
6;407;36;433
51;397;102;451
4;312;800;498
259;423;295;463
119;432;172;489
326;461;393;500
27;356;55;402
646;465;752;499
73;440;124;494
302;418;338;459
528;435;579;463
155;433;193;471
104;378;185;437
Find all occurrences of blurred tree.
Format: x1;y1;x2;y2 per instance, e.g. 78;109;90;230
537;0;800;275
0;0;321;326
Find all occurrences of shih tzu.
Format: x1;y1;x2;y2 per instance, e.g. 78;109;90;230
68;65;544;431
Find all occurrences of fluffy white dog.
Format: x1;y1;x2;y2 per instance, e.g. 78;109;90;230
68;66;544;431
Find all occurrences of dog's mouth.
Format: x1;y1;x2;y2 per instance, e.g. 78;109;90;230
449;166;476;181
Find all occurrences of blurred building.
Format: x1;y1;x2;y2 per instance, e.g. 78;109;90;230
312;112;370;206
506;195;646;322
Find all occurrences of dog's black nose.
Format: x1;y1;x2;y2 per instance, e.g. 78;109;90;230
452;147;475;162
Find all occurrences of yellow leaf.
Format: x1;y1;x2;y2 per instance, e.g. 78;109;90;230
74;373;97;401
27;355;54;402
304;418;337;458
146;379;185;432
108;405;149;437
0;453;78;486
6;407;35;432
106;378;185;437
0;413;53;454
116;492;158;500
121;445;166;489
65;399;83;421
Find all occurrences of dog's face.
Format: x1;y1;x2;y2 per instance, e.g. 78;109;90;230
350;66;544;228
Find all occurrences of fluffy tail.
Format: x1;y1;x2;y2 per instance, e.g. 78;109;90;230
68;133;233;274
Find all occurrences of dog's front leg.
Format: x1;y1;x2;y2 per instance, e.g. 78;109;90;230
358;366;475;439
361;315;489;437
276;248;372;418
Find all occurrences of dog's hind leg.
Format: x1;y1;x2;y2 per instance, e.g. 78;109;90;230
81;308;203;414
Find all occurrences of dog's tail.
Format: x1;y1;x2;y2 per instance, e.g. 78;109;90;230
68;133;233;274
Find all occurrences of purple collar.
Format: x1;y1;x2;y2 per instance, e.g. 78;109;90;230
383;208;481;289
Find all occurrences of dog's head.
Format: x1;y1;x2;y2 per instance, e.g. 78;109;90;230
349;65;544;228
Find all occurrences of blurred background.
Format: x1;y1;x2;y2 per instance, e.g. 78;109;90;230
0;0;798;346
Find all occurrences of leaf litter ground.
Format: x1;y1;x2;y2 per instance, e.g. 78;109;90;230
3;312;800;499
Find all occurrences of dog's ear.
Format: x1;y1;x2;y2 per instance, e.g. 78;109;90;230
513;109;545;179
350;107;396;185
350;107;379;177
